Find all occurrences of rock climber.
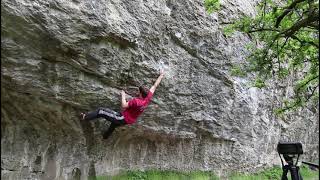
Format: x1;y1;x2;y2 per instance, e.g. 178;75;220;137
80;69;164;139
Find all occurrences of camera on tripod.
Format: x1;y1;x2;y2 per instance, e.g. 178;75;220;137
277;142;320;180
277;142;304;180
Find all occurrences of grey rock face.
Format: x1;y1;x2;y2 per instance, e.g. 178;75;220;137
1;0;318;179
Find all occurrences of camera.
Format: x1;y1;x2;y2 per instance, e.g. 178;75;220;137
277;142;304;180
277;142;303;155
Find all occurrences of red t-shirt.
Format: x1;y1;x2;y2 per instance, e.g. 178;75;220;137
122;91;153;124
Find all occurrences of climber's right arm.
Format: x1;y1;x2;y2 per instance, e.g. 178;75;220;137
121;90;129;109
150;69;164;94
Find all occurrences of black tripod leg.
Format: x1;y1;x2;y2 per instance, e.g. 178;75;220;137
290;166;302;180
281;165;289;180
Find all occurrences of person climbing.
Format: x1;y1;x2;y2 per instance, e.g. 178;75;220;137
80;69;165;139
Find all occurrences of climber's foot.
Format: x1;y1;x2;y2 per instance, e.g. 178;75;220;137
102;131;111;139
80;113;86;121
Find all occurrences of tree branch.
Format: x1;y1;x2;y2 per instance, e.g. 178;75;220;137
278;83;318;113
262;0;267;18
275;0;307;28
283;10;319;36
305;84;319;102
247;28;281;33
296;75;319;93
307;21;319;29
290;35;319;48
280;37;290;50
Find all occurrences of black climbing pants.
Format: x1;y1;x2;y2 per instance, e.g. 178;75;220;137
84;107;126;139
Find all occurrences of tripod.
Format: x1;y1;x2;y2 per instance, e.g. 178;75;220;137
279;154;303;180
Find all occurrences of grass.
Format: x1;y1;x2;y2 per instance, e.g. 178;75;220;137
229;165;319;180
229;166;282;180
92;166;318;180
95;170;218;180
230;65;247;77
300;165;319;180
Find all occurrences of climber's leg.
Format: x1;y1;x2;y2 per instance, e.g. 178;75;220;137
102;123;120;139
81;109;100;121
96;108;125;122
81;107;124;122
82;107;126;139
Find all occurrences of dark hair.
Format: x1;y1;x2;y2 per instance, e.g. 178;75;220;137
139;86;148;98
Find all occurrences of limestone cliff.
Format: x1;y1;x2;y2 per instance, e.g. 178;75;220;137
1;0;318;179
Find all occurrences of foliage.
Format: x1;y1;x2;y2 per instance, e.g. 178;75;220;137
205;0;319;113
204;0;220;13
258;166;283;179
95;170;218;180
229;167;282;180
229;165;318;180
253;77;266;88
299;165;320;179
92;166;318;180
230;65;247;77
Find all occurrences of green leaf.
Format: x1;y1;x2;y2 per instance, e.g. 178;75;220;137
222;24;236;37
230;65;247;77
253;78;266;88
204;0;319;113
204;0;220;13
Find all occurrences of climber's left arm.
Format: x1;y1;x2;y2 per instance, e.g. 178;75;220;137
121;90;129;109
